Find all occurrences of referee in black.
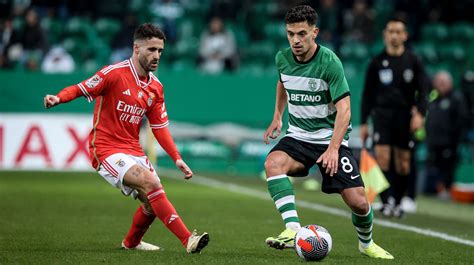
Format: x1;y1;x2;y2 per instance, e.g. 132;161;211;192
360;18;428;218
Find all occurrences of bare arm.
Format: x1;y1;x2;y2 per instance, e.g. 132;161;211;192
317;96;351;176
263;80;287;144
329;96;351;150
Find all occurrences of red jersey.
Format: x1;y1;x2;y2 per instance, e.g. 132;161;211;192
76;59;169;169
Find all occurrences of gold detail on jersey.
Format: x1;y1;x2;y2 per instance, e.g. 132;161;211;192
92;97;104;170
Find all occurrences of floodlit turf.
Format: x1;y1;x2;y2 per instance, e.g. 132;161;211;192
0;171;473;264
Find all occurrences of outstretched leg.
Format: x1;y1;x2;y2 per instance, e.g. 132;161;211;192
122;204;157;250
124;165;209;253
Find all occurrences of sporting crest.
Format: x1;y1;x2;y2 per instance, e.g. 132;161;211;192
308;78;318;91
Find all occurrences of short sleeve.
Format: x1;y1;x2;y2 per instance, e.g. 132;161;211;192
146;91;169;129
326;58;350;103
76;67;110;102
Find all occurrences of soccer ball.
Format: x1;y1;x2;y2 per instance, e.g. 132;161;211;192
294;225;332;261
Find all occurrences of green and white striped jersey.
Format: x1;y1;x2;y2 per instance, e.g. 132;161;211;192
276;44;352;146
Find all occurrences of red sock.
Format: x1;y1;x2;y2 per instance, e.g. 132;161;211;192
123;205;155;248
147;188;192;246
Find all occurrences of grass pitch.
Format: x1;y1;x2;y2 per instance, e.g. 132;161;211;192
0;171;473;264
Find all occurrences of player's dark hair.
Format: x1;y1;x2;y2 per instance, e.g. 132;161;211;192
285;5;318;26
133;23;166;42
386;17;407;28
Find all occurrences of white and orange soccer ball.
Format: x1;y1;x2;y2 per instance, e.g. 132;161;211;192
294;225;332;261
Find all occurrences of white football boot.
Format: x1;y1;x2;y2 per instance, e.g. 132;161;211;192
186;230;209;253
121;241;161;251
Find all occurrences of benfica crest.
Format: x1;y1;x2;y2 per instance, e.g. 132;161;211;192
147;92;155;106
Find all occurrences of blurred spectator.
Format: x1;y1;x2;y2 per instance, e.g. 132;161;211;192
31;0;69;20
198;17;237;74
110;13;138;63
12;0;31;17
425;71;469;199
20;9;48;70
317;0;341;49
342;0;374;43
41;46;75;73
208;0;243;21
0;17;21;68
0;1;13;18
426;0;474;23
151;0;183;44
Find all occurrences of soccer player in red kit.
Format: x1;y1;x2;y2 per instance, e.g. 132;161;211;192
43;23;209;253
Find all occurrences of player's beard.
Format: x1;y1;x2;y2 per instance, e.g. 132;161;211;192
139;56;158;73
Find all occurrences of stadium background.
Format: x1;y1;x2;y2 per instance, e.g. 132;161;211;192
0;1;473;264
1;0;473;188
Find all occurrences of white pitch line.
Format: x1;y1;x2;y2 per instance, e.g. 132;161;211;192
162;169;474;247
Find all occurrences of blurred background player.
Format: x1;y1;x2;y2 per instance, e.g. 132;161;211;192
197;16;238;74
425;71;469;199
360;18;428;218
263;5;393;259
43;23;209;253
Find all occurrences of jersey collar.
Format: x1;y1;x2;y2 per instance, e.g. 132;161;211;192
128;58;153;89
292;44;320;64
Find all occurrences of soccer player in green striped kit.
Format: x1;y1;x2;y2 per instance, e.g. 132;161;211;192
263;5;393;259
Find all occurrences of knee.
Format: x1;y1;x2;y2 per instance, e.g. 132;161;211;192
264;156;285;176
376;157;390;171
138;169;162;193
397;161;410;175
350;198;370;215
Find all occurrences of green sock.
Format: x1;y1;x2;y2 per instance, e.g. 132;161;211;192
352;206;374;248
267;174;300;231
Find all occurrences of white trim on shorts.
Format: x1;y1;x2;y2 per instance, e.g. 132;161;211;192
97;153;160;197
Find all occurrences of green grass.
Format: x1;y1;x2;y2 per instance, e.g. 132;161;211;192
0;171;473;264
